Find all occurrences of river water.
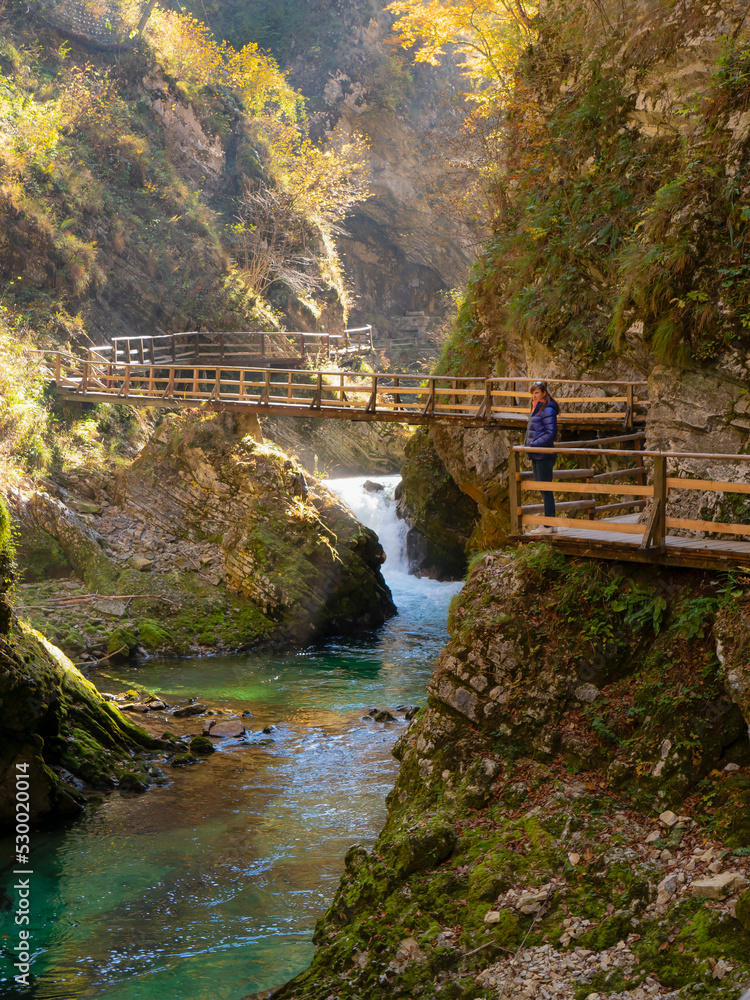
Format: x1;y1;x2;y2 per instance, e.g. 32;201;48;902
0;476;461;1000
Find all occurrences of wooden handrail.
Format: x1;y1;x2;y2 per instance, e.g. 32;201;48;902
514;444;750;555
513;445;750;461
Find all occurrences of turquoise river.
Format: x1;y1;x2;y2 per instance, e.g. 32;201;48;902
0;477;461;1000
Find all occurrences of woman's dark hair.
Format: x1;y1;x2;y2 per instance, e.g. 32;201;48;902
531;380;548;409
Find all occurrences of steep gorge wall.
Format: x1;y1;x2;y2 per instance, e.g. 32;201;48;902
194;0;475;332
401;0;750;566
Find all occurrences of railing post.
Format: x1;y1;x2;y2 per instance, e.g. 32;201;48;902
194;332;200;362
509;449;521;536
625;384;634;430
640;454;666;552
484;379;492;420
220;334;225;363
55;352;61;385
171;336;176;363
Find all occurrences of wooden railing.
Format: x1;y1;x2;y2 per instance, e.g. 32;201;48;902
33;352;650;426
99;327;374;367
510;443;750;551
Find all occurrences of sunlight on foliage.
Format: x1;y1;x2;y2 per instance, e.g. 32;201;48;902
146;8;301;120
387;0;537;103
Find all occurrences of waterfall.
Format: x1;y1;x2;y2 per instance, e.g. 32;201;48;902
325;475;463;624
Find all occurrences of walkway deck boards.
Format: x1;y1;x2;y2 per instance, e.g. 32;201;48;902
517;515;750;570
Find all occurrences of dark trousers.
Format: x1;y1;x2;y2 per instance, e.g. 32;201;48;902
531;457;556;518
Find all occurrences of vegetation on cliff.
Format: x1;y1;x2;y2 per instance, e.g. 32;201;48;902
0;0;367;350
397;0;750;372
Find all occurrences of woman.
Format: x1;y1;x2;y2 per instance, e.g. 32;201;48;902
525;380;559;535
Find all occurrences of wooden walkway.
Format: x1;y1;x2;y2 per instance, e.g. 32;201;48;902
510;445;750;570
104;328;375;368
35;350;649;430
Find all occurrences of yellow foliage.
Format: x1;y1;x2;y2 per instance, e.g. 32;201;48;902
146;8;300;121
387;0;538;103
0;75;64;168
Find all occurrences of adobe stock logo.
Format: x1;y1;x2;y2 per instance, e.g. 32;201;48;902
12;762;35;989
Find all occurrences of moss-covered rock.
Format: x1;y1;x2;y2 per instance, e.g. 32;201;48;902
0;500;164;827
189;736;215;754
114;412;396;644
0;617;163;829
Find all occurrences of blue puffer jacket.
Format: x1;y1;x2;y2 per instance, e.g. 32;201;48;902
525;397;559;460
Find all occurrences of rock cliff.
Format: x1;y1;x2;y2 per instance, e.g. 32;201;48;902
10;411;395;655
265;547;750;1000
195;0;475;334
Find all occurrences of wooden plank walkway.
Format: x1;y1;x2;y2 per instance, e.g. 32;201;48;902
510;445;750;570
33;350;649;431
104;328;375;368
536;514;750;570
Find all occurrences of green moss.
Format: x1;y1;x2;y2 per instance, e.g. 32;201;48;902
1;618;163;827
107;627;138;656
189;736;215;754
735;888;750;932
138;618;173;650
632;902;748;988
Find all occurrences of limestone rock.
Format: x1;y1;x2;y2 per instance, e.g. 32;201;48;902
690;873;749;900
204;720;245;738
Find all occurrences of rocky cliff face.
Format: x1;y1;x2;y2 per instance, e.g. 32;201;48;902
266;548;750;1000
10;412;395;655
396;0;750;570
196;0;475;335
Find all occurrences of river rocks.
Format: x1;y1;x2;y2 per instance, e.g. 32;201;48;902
189;736;216;755
203;720;245;738
173;703;207;718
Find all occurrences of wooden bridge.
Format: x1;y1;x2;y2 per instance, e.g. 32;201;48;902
36;349;649;430
102;327;375;368
31;344;750;568
509;443;750;570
